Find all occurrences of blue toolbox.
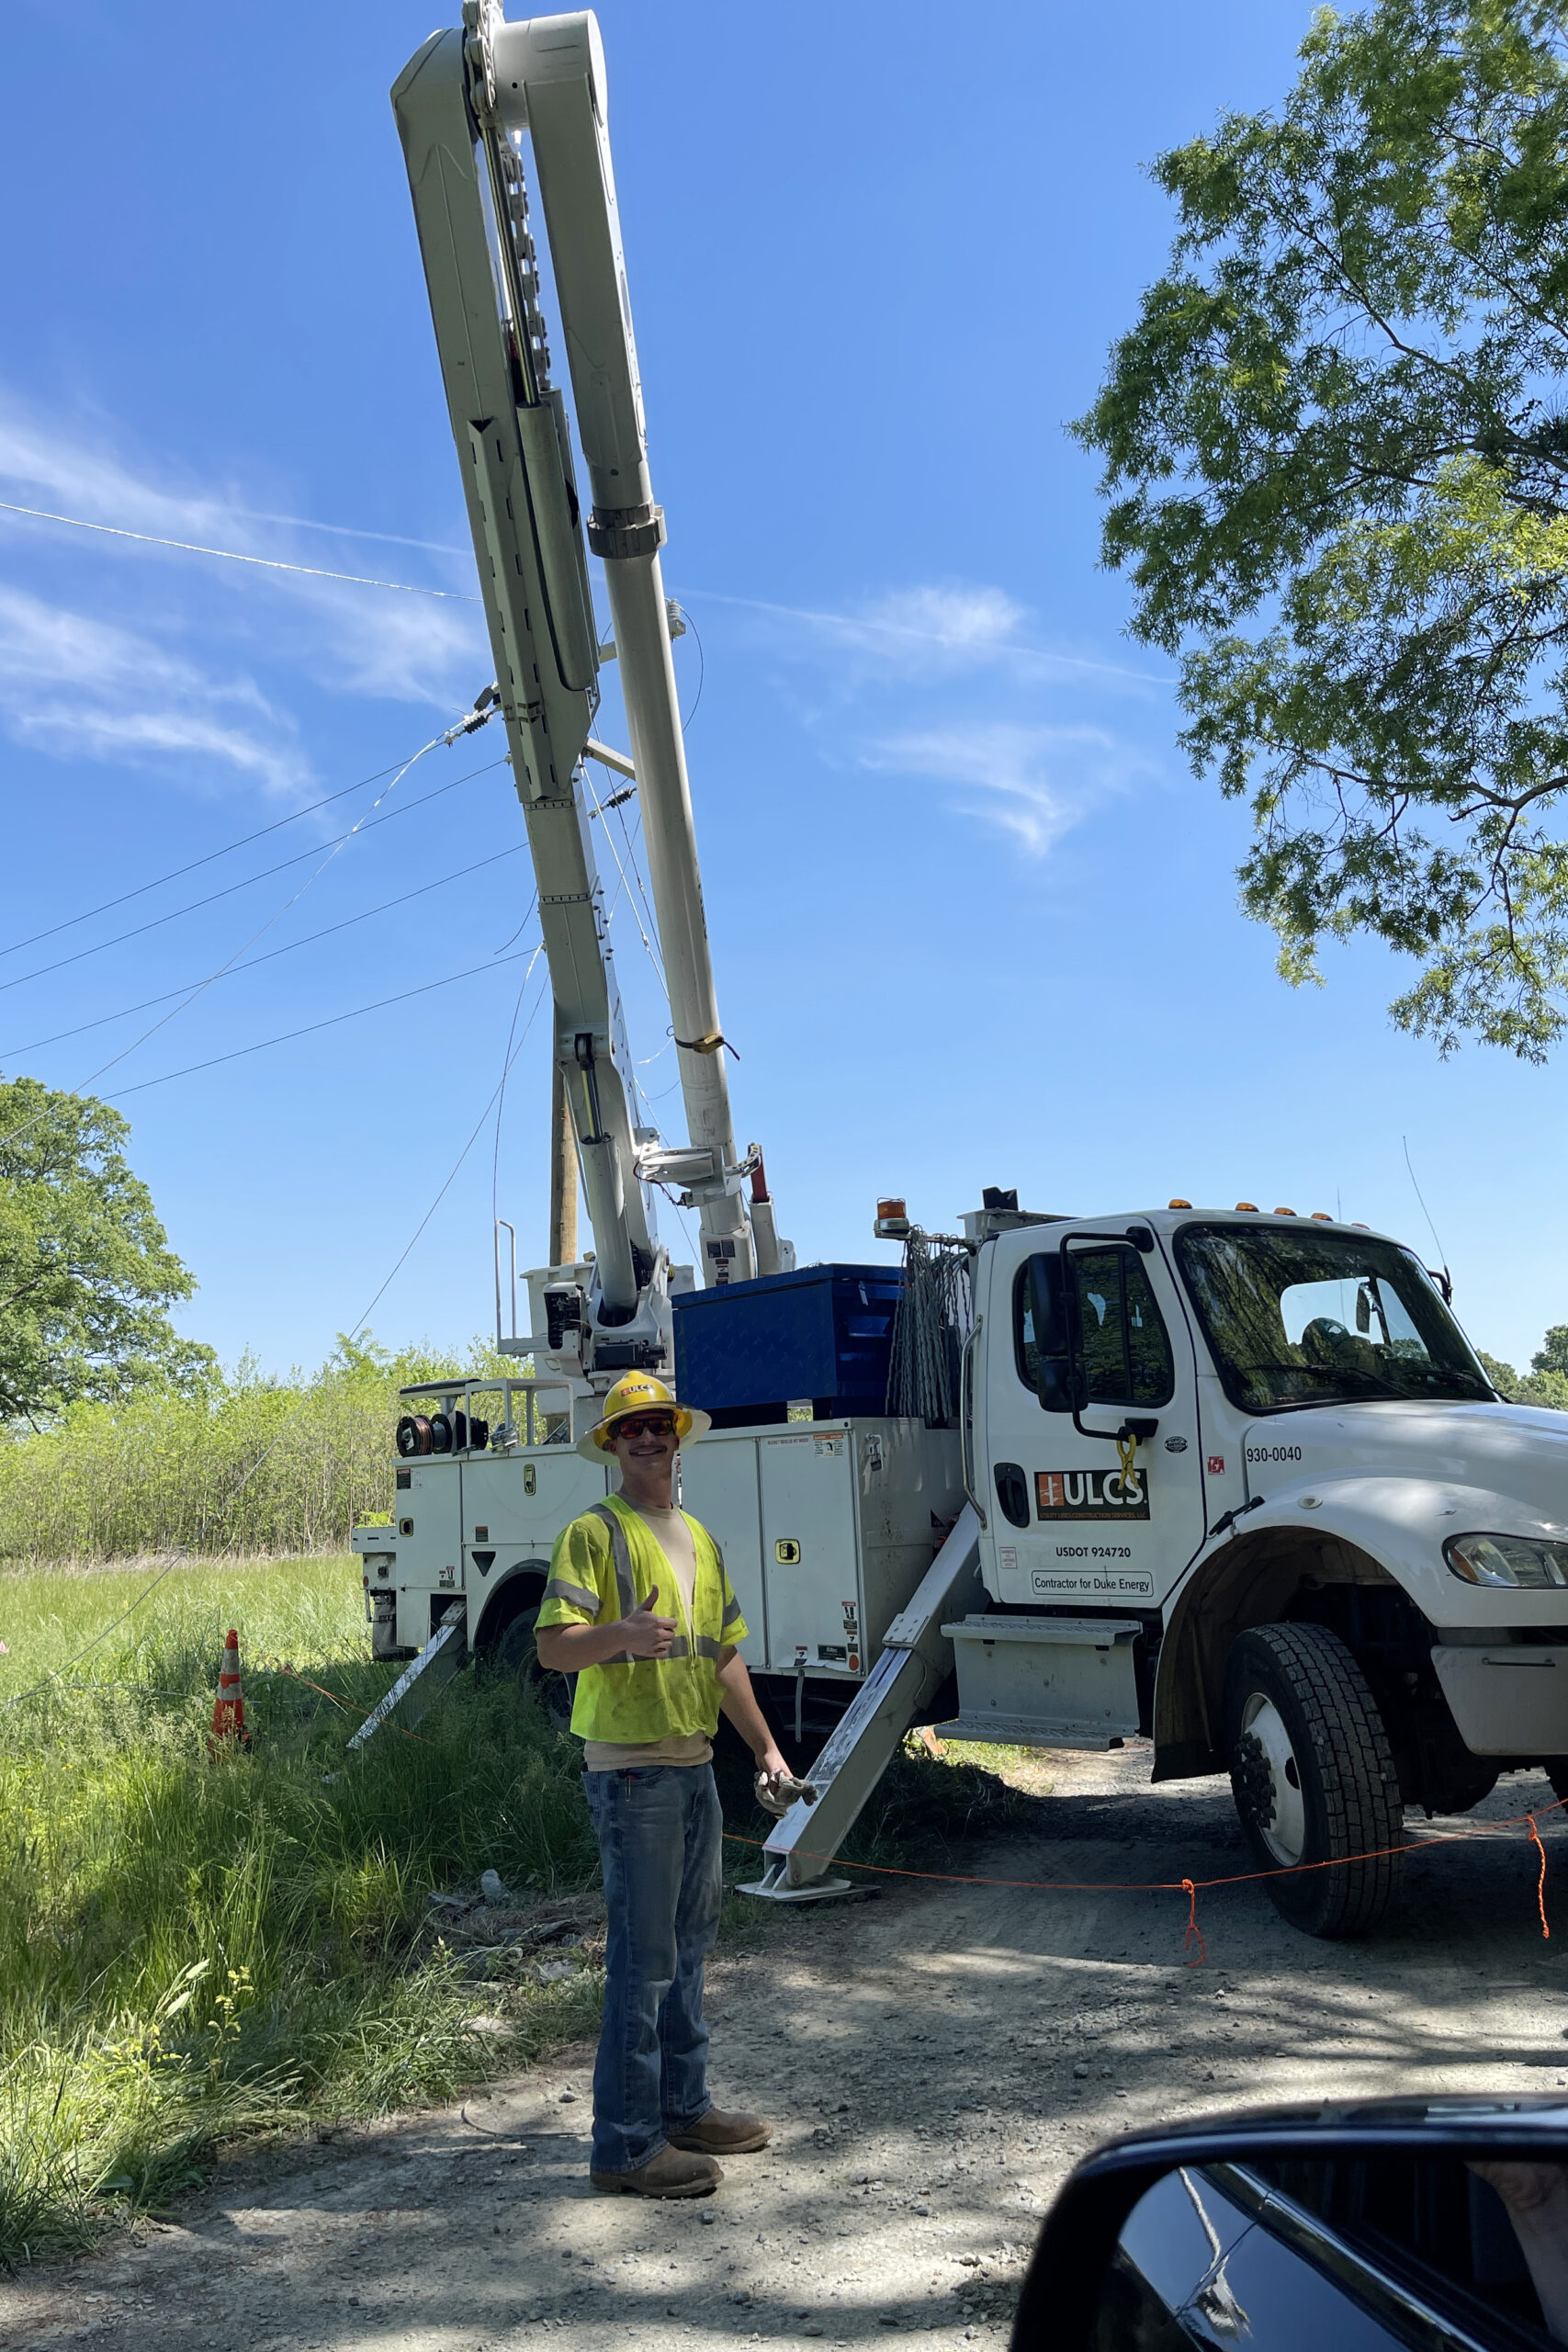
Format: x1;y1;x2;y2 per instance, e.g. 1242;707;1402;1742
671;1262;903;1421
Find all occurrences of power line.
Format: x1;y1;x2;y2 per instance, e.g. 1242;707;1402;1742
207;950;550;1558
0;500;481;601
491;962;536;1242
0;758;505;1000
96;938;542;1104
613;798;668;980
581;763;669;997
68;728;460;1101
0;952;551;1715
234;510;470;558
0;743;467;964
2;842;530;1058
335;948;548;1347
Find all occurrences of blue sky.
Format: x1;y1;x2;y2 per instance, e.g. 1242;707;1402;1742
2;0;1562;1378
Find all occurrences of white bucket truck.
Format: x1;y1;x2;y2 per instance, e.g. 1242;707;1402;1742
367;6;1568;1935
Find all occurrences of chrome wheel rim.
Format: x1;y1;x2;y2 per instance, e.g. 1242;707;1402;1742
1239;1690;1306;1866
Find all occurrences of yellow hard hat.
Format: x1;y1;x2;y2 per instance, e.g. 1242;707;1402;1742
576;1372;711;1461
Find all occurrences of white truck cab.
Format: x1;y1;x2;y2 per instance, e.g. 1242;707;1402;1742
951;1204;1568;1933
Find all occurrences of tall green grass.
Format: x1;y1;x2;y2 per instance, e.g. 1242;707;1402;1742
0;1338;507;1564
0;1553;599;2267
0;1551;1043;2269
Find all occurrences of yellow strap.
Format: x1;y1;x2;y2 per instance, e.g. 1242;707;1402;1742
1116;1429;1137;1484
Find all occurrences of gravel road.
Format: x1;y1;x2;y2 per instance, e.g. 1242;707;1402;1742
8;1747;1568;2352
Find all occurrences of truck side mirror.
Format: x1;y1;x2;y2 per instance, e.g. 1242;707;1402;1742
1011;2103;1568;2352
1025;1254;1080;1413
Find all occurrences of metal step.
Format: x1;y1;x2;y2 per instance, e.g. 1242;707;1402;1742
942;1612;1142;1748
738;1504;984;1902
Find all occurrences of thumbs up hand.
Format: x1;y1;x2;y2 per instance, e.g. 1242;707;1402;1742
624;1583;677;1658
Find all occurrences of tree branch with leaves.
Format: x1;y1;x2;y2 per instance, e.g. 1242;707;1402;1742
1075;0;1568;1055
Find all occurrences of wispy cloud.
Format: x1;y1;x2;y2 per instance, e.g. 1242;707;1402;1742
0;584;305;797
0;397;488;797
862;720;1158;855
680;578;1170;690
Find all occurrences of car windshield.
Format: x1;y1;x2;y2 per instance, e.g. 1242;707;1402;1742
1173;1222;1494;1412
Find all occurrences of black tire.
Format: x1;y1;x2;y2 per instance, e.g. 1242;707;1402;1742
495;1602;576;1735
1224;1623;1404;1938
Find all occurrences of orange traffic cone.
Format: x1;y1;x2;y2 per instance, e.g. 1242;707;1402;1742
209;1627;251;1752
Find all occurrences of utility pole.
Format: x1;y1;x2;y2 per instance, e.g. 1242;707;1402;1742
548;1039;578;1267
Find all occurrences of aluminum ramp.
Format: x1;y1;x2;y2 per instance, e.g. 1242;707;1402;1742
739;1504;985;1901
347;1604;467;1750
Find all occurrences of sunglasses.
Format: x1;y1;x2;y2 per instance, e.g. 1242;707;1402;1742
613;1413;678;1440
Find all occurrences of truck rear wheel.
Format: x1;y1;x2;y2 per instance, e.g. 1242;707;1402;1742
1224;1623;1404;1938
495;1601;575;1736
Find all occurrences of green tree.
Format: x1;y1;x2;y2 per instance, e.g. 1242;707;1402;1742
1477;1338;1568;1402
1074;0;1568;1055
0;1075;214;1423
1532;1320;1568;1373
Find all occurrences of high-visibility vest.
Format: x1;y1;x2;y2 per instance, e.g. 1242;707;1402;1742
536;1494;748;1745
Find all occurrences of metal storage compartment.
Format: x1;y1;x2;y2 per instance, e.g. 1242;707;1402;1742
681;1418;962;1679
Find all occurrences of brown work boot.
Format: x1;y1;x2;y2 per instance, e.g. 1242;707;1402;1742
590;2145;723;2199
667;2108;772;2155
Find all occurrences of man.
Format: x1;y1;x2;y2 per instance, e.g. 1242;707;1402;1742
535;1372;792;2199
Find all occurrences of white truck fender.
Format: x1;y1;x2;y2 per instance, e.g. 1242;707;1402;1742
1182;1475;1568;1634
1153;1475;1568;1778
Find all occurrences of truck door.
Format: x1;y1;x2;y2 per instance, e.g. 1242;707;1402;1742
979;1230;1205;1611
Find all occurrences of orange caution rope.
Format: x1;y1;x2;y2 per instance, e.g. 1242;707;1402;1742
1529;1813;1552;1940
1181;1879;1206;1968
723;1791;1568;1962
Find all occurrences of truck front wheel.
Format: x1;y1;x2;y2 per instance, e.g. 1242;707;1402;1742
1224;1623;1404;1938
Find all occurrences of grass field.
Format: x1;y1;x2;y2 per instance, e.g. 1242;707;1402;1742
0;1554;1035;2269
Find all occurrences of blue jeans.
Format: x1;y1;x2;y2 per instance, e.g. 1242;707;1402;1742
583;1762;724;2176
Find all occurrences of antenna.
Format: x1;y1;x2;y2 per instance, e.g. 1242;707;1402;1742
1403;1135;1453;1302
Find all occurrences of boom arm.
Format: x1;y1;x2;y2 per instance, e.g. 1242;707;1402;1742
392;5;786;1376
394;15;657;1356
488;9;765;1286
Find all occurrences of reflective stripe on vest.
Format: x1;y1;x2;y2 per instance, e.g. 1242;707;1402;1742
588;1503;638;1618
544;1576;600;1616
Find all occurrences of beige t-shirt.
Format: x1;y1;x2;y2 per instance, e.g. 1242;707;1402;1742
582;1504;716;1771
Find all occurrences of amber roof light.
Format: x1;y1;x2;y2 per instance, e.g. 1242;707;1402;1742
1311;1211;1332;1221
1235;1202;1258;1212
1168;1197;1191;1208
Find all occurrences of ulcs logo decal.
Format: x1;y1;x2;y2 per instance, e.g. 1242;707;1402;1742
1035;1468;1149;1521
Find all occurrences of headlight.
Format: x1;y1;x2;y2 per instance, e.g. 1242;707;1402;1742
1444;1532;1568;1589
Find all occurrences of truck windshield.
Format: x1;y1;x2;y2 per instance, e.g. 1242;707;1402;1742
1172;1223;1494;1413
